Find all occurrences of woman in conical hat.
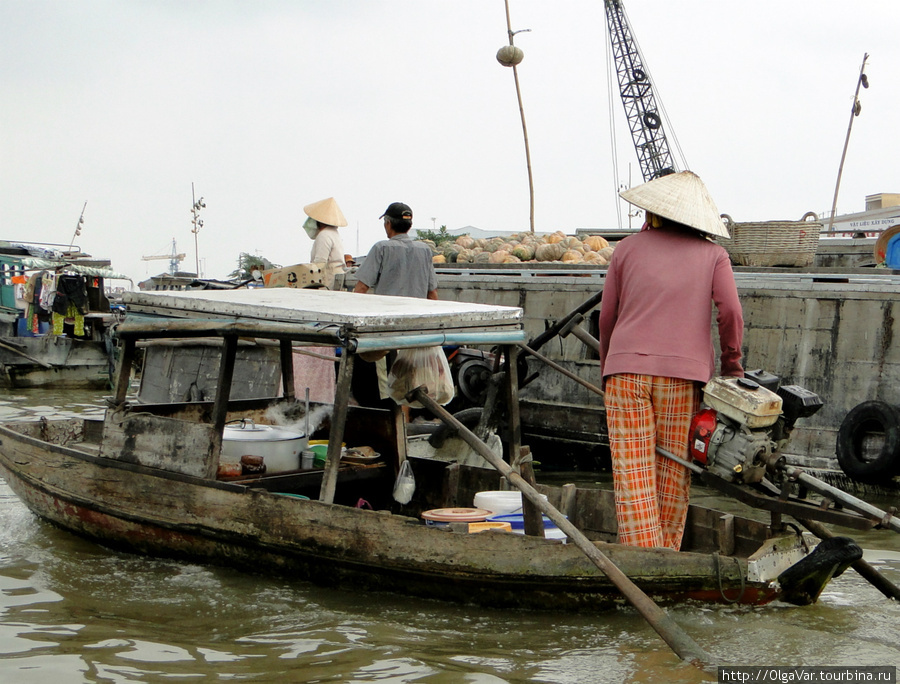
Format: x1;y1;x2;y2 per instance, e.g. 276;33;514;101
303;197;348;269
598;170;744;551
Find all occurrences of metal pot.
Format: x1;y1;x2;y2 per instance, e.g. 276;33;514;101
221;419;308;474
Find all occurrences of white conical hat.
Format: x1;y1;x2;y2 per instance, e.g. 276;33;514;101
618;171;730;238
303;197;348;227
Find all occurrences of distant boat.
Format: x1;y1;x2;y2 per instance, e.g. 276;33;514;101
0;240;130;388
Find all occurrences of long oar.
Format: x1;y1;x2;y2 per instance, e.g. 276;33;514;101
409;386;713;667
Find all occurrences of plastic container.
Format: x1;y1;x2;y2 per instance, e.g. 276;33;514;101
702;376;783;428
473;491;548;516
301;450;315;469
486;513;568;541
467;521;513;534
308;440;345;468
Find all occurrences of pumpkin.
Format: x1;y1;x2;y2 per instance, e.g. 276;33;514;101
455;235;475;248
488;250;510;264
545;231;566;244
512;244;535;261
432;254;446;264
583;235;609;251
535;242;566;262
561;249;584;263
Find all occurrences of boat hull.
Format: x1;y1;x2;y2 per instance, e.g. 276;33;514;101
0;420;787;610
0;336;111;389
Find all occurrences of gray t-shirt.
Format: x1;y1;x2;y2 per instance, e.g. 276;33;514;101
356;233;438;298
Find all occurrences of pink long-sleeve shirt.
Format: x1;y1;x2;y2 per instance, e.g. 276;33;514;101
598;227;744;383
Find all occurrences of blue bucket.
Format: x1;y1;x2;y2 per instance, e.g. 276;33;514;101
486;513;568;541
486;513;563;531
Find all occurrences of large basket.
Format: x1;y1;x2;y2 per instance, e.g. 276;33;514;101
719;212;821;267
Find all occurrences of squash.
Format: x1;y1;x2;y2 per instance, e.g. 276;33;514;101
488;250;510;263
512;244;535;261
535;242;566;262
583;235;609;251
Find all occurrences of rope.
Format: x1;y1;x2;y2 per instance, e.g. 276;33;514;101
714;552;747;604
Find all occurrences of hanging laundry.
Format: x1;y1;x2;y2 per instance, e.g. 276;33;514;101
39;272;57;311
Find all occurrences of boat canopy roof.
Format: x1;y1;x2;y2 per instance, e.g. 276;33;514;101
16;257;132;280
119;288;524;352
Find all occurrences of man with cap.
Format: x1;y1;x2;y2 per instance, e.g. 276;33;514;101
351;202;439;408
598;170;744;551
303;197;347;287
353;202;438;300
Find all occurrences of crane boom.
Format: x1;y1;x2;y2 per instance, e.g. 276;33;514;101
604;0;677;182
142;239;185;276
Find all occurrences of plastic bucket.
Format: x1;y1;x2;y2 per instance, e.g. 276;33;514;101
473;491;547;516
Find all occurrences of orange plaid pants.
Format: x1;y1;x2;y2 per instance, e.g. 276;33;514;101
605;374;700;550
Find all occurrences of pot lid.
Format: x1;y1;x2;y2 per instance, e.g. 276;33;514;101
421;507;492;523
223;422;306;442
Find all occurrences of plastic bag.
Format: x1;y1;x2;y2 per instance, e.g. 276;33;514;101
392;459;416;504
387;346;455;407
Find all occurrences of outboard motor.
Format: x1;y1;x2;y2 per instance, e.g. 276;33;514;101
688;370;823;484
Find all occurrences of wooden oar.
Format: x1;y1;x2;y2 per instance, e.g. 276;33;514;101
409;386;713;667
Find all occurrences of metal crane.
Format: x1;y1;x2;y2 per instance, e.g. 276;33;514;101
142;239;186;276
604;0;678;182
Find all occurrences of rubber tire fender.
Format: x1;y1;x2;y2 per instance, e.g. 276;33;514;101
836;400;900;482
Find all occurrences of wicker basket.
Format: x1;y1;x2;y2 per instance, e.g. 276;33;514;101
718;212;821;267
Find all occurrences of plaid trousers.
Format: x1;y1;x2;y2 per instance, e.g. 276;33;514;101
605;374;700;550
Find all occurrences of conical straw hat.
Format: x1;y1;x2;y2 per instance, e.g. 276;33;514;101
619;171;730;238
303;197;348;227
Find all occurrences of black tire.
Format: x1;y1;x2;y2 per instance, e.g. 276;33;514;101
836;400;900;482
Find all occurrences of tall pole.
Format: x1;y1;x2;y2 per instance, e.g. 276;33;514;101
502;0;535;232
826;53;869;233
68;201;87;253
191;183;205;277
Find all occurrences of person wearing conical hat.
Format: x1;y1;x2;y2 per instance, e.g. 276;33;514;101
598;170;744;551
303;197;348;270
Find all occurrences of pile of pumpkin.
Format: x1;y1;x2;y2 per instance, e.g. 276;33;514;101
425;232;615;265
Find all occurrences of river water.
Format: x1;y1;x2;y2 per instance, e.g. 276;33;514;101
1;389;899;683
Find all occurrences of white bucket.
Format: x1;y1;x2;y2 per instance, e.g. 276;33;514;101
473;491;548;516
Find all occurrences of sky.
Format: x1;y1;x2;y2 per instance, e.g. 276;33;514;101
1;1;897;284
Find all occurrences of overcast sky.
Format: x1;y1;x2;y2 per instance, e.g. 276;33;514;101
1;1;896;283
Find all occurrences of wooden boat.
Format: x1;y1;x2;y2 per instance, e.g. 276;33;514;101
0;288;862;610
0;240;127;389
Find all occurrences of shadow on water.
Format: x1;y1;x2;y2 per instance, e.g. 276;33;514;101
1;389;899;681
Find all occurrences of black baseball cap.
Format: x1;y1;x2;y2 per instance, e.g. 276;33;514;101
380;202;413;221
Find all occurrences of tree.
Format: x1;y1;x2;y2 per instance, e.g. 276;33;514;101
229;253;277;281
414;225;461;247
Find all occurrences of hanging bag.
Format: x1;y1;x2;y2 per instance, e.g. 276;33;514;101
392;459;416;504
387;346;455;408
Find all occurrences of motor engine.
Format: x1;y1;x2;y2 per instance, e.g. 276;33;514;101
688;371;823;484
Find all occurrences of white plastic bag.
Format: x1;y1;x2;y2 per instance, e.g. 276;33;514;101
392;459;416;504
387;346;455;407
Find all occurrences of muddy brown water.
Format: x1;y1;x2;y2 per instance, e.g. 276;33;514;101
1;389;898;682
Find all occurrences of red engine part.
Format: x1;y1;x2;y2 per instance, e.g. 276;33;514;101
689;408;718;464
